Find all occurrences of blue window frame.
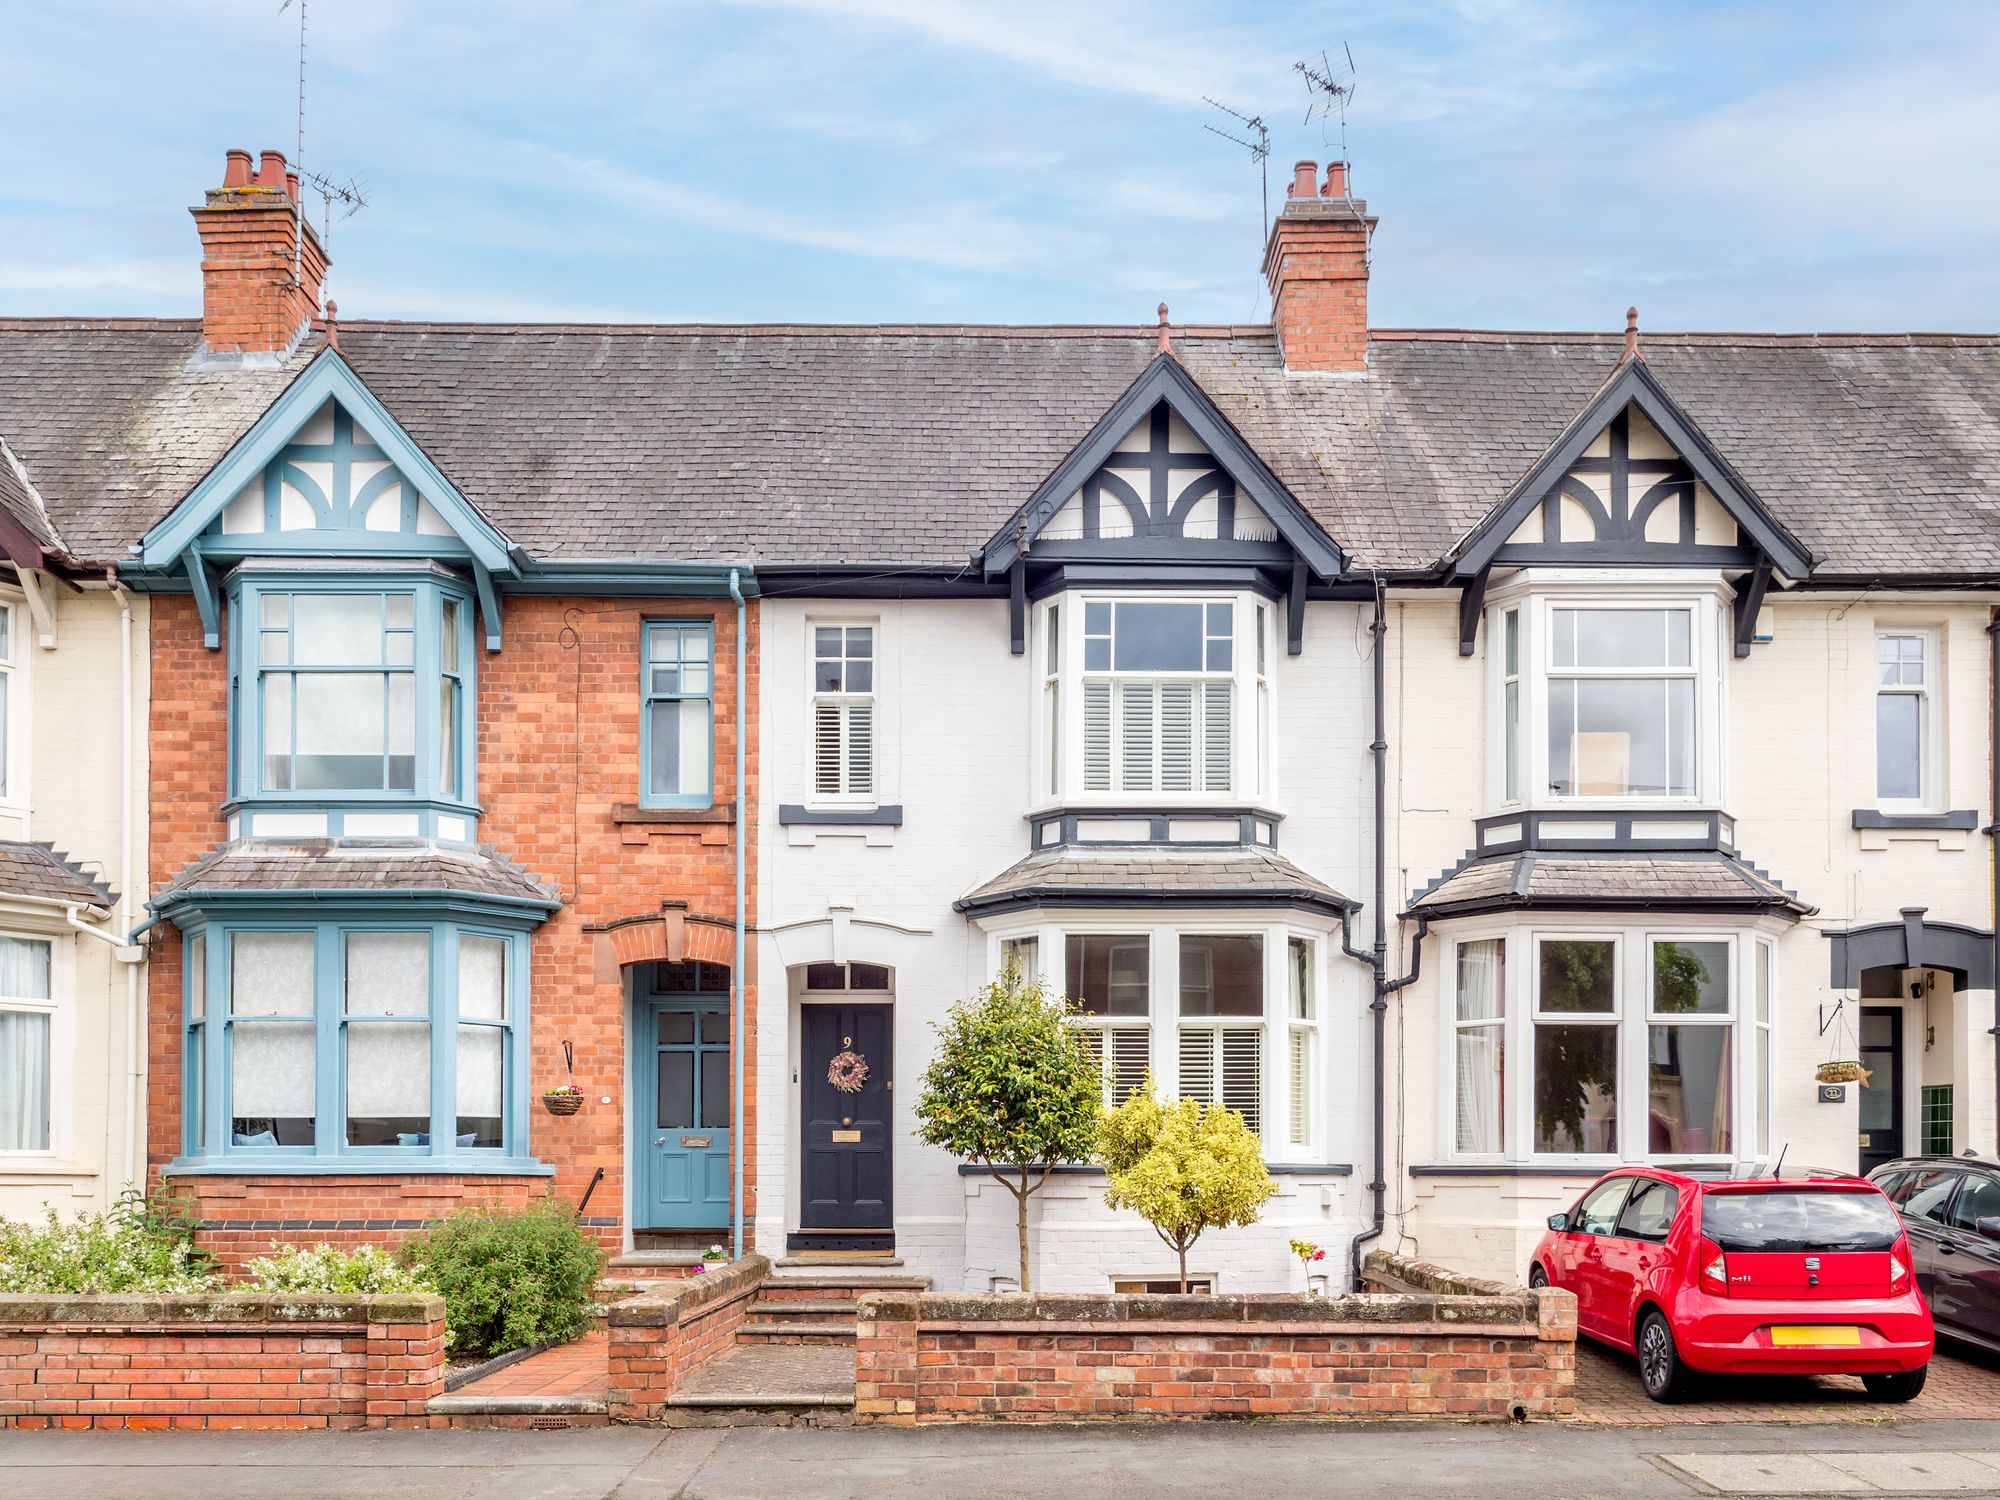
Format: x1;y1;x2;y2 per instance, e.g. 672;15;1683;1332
178;917;536;1170
641;621;714;808
229;571;476;814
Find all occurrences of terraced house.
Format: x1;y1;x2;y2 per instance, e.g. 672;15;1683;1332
0;148;1997;1292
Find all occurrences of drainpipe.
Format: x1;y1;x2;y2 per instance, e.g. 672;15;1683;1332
1988;615;1999;1154
730;569;747;1261
1348;575;1390;1291
110;572;140;1190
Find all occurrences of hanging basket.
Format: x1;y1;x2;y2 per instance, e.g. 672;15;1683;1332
542;1090;585;1116
1817;1060;1864;1084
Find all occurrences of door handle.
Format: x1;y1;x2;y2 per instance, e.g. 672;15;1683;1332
654;1136;665;1146
1939;1243;1958;1255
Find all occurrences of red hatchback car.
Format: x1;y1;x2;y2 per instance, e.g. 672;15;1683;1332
1530;1166;1934;1403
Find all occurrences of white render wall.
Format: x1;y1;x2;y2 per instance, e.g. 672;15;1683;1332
0;582;148;1221
754;595;1375;1291
1383;586;1997;1282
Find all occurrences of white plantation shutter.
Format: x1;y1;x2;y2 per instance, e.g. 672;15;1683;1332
1178;1028;1214;1105
812;701;874;797
1083;680;1111;790
1159;683;1194;791
1203;682;1232;792
1082;1025;1150;1108
847;702;874;793
1179;1027;1263;1135
813;702;843;795
1117;681;1155;791
1288;1027;1311;1147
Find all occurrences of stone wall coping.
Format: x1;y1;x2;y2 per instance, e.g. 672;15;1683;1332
1361;1249;1518;1298
909;1318;1547;1339
605;1253;769;1329
858;1289;1542;1327
0;1291;445;1326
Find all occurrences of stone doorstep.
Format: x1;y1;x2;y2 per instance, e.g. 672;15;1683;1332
763;1274;931;1290
666;1389;855;1409
775;1256;906;1269
426;1393;610;1418
744;1299;861;1315
734;1324;857;1344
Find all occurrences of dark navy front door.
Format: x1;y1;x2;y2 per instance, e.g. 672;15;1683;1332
800;1003;892;1230
634;964;731;1230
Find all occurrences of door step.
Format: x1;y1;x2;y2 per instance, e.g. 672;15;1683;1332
734;1321;856;1345
785;1232;895;1255
776;1253;906;1267
662;1390;855;1428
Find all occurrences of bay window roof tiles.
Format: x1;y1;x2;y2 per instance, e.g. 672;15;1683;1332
0;840;116;912
955;844;1357;915
1406;850;1813;920
152;839;560;910
2;319;1999;576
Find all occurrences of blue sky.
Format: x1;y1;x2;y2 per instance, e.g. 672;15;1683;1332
2;0;1996;331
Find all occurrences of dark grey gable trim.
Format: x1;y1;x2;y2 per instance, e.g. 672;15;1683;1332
1448;357;1816;582
979;354;1345;580
1826;906;1995;989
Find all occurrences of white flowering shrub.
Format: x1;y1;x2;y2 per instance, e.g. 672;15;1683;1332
243;1242;435;1295
0;1190;220;1295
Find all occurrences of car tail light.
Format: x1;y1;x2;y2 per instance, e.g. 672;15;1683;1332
1699;1236;1728;1297
1890;1240;1911;1291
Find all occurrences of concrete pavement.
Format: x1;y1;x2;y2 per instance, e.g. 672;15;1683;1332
12;1420;2000;1500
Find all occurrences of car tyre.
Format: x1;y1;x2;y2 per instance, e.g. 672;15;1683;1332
1637;1309;1694;1404
1862;1366;1928;1403
1528;1264;1549;1290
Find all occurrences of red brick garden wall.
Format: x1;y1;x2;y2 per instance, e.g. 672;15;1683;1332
146;592;760;1261
605;1253;769;1421
854;1256;1577;1424
0;1292;446;1430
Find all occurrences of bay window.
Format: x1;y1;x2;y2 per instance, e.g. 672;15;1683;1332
187;920;529;1164
0;934;54;1153
1066;933;1151;1108
1446;925;1770;1166
1177;934;1263;1132
1040;592;1272;803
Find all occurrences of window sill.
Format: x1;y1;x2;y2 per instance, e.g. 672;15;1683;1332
611;803;734;826
779;804;902;826
0;1160;99;1178
955;1161;1351;1177
1851;809;1978;831
163;1155;553;1177
1409;1163;1619;1178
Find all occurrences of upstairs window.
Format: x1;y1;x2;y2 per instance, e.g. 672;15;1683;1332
1081;599;1234;794
811;623;875;801
642;621;714;807
1875;629;1937;809
1547;607;1695;799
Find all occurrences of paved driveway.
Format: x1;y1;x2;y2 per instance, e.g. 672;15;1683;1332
1575;1337;2000;1424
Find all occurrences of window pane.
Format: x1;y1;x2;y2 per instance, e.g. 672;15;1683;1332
1066;935;1149;1016
1552;608;1575;668
1877;693;1922;800
261;593;288;628
657;1051;694;1130
230;1020;315;1144
660;1011;695;1045
1570;678;1674;796
441;599;462;673
292;594;383;665
1538;940;1614;1014
387;674;415;790
456;1025;503;1147
346;1020;431;1145
1652;940;1729;1015
1503;680;1520;801
1546;677;1573;794
1001;936;1039;979
188;934;206;1020
1046;604;1060;674
1456;1025;1504;1154
1288;937;1312;1020
1179;934;1263;1016
700;1008;729;1044
231;931;313;1015
438;678;458;797
0;1009;50;1150
648;697;712;798
1756;944;1772;1025
345;932;430;1017
699;1047;730;1129
1564;609;1678;670
261;672;293;788
384;594;413;630
0;936;51;999
1178;1026;1261;1132
803;962;846;991
1946;1175;2000;1233
294;673;388;789
1533;1024;1618;1153
1084;601;1111;636
1112;602;1204;671
1503;609;1519;675
850;962;891;990
1456;938;1505;1022
1649;1025;1731;1154
459;936;506;1020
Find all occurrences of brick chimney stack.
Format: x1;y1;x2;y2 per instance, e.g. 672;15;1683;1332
190;148;327;359
1262;160;1376;374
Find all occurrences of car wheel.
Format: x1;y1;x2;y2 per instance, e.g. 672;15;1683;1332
1637;1310;1694;1404
1862;1366;1928;1403
1529;1264;1549;1290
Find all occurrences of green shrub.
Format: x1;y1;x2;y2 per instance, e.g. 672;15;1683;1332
399;1198;605;1355
0;1187;219;1294
243;1242;435;1295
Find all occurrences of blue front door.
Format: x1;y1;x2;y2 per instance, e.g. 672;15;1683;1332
635;970;732;1230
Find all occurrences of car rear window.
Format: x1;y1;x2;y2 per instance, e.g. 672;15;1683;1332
1701;1189;1901;1252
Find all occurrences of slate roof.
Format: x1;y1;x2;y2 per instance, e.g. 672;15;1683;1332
2;318;1999;575
151;839;560;910
0;439;63;556
955;844;1356;916
1405;850;1813;920
0;840;115;911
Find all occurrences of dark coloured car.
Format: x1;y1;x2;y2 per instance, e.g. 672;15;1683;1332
1868;1156;2000;1354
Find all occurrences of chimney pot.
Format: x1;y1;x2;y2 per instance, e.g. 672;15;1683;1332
257;150;287;189
1290;160;1318;198
1322;161;1348;199
285;169;300;204
222;149;253;189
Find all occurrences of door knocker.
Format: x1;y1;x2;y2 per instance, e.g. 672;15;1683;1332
827;1048;870;1093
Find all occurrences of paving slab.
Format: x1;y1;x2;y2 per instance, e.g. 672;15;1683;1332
1820;1451;2000;1491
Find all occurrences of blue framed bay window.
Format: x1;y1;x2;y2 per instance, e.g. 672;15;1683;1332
228;568;478;839
175;912;543;1173
641;620;714;808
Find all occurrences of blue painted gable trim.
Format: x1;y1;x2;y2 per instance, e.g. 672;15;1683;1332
979;354;1346;580
1448;356;1817;581
141;349;518;577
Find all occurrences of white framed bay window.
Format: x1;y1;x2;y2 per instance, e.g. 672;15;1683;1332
1443;921;1776;1167
0;933;62;1156
989;916;1333;1158
1489;581;1726;810
1037;593;1273;804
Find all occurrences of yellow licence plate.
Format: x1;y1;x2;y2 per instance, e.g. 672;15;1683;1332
1771;1325;1862;1347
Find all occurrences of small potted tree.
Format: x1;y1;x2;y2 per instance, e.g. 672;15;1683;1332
914;964;1101;1296
1097;1082;1276;1294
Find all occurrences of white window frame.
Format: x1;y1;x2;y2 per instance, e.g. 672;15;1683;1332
1442;920;1773;1169
1873;627;1941;813
0;929;71;1160
1038;591;1271;807
985;915;1325;1158
807;616;878;807
1485;575;1727;812
0;598;29;818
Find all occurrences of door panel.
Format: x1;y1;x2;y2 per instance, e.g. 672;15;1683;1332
1858;1007;1905;1176
1937;1171;2000;1344
800;1003;893;1230
1568;1178;1635;1338
635;996;732;1229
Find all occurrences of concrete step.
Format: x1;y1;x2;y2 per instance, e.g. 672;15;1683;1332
427;1392;610;1428
762;1272;931;1292
744;1299;857;1317
775;1254;907;1268
662;1392;854;1429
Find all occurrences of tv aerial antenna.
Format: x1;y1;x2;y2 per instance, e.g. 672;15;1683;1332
277;0;368;296
1201;96;1272;231
1294;43;1358;170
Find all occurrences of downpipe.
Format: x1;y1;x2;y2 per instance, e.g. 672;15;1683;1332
1988;615;1999;1154
730;569;747;1261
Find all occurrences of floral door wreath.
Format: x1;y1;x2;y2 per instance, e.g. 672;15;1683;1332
827;1048;870;1093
